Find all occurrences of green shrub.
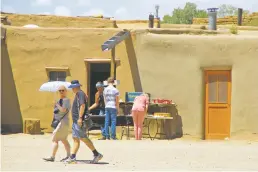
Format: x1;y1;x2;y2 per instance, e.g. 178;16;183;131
230;25;238;34
200;25;206;30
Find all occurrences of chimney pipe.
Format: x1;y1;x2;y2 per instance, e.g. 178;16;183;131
238;8;243;26
148;13;154;28
207;8;219;30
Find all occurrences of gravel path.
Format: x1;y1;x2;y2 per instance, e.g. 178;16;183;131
1;134;258;171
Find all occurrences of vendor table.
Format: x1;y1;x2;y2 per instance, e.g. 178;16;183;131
88;114;174;140
144;115;174;140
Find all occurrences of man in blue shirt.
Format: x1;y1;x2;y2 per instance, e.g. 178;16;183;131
67;80;103;163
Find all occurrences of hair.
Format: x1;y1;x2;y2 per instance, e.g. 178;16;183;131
107;77;115;84
141;93;149;98
58;85;67;91
96;81;104;87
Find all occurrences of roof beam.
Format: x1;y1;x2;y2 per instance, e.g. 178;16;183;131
101;31;130;51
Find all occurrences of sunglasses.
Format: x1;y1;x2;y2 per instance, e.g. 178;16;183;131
59;90;65;92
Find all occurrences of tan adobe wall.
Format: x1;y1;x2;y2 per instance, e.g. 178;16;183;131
2;27;258;138
0;12;117;28
2;27;136;132
135;32;258;137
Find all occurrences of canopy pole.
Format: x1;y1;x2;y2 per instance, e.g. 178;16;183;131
110;47;116;78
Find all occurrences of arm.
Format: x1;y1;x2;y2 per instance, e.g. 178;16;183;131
89;93;99;111
115;90;120;110
56;100;69;113
116;95;119;110
103;89;107;105
79;104;85;119
77;92;86;121
145;98;149;114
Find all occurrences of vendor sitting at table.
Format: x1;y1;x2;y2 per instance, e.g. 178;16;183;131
132;93;149;140
89;81;105;139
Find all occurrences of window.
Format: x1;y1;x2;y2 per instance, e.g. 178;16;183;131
49;71;66;81
207;73;230;103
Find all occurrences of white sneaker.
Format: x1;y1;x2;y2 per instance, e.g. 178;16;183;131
91;153;103;164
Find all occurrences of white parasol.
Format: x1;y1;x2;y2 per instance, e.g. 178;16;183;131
39;81;71;92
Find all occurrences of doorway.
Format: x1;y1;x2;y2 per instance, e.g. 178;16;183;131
89;63;110;114
204;70;231;139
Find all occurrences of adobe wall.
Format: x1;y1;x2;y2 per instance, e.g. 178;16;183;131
134;32;258;137
2;26;258;138
2;26;135;132
1;13;117;28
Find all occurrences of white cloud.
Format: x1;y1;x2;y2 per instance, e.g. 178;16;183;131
39;12;51;15
115;7;127;15
32;0;52;6
77;0;91;6
2;5;16;13
54;6;71;16
114;7;129;19
82;8;105;16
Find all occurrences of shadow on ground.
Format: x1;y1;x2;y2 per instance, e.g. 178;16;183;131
74;160;109;165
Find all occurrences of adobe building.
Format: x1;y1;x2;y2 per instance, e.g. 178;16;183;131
1;14;258;140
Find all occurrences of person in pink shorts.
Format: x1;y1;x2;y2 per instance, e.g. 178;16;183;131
131;93;149;140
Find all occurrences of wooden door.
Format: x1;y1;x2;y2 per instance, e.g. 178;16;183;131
205;70;231;139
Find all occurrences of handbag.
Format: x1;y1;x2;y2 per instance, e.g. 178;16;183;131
77;93;93;130
51;103;69;129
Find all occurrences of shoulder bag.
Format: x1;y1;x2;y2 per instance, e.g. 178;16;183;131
51;110;69;129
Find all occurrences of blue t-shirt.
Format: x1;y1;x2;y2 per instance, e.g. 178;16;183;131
103;85;119;109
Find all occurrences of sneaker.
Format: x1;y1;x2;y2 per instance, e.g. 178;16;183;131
60;156;69;162
111;137;117;140
43;157;55;162
98;137;106;140
91;153;103;164
64;157;76;164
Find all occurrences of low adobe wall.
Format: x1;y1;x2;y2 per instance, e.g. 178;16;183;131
193;12;258;26
1;12;117;28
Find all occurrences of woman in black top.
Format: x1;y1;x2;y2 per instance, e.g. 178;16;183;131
89;82;105;139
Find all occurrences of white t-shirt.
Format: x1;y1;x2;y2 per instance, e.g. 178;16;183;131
103;85;119;109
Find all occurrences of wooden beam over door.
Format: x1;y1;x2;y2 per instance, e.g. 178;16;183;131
101;31;130;78
111;47;116;78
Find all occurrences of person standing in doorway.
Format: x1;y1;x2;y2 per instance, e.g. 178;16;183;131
132;93;149;140
67;80;103;163
102;77;119;140
89;81;106;140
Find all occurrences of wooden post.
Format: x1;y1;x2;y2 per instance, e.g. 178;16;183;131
111;47;116;78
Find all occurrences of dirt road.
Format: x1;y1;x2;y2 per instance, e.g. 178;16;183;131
1;134;258;171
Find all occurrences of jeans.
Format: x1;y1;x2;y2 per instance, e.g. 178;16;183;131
99;109;105;137
104;108;117;139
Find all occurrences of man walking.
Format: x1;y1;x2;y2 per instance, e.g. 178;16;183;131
67;80;103;163
102;77;119;140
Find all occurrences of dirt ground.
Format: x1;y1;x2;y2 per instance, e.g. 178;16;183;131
1;133;258;171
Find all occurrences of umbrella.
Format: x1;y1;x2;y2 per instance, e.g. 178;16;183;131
39;81;71;92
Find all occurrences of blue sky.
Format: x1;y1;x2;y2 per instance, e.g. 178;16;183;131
1;0;258;19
